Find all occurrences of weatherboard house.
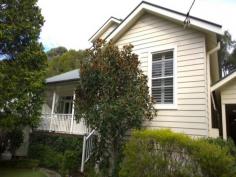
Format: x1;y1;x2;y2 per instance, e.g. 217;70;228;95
39;1;236;151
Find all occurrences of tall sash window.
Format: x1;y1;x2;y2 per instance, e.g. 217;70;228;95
152;50;174;104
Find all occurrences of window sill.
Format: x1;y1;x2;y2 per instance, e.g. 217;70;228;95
154;104;177;110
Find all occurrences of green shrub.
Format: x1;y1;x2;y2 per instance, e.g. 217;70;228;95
205;137;236;157
204;137;236;174
29;144;63;169
0;129;24;154
29;132;82;153
193;139;235;177
28;132;83;176
60;150;80;176
82;161;103;177
119;129;236;177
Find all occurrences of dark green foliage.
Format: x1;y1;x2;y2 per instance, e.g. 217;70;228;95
0;0;47;143
205;137;236;156
75;40;156;176
83;163;101;177
205;137;236;174
61;150;80;175
120;129;236;177
28;132;83;176
29;132;82;153
0;0;44;58
46;47;68;59
0;128;23;154
229;48;236;70
0;167;46;177
6;129;23;154
0;159;39;169
29;144;63;169
0;44;46;129
28;132;83;155
47;49;87;77
219;31;236;76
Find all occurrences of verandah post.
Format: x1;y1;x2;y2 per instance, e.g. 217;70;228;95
50;90;56;131
80;135;86;173
70;90;76;134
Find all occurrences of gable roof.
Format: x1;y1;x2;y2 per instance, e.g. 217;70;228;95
46;69;80;84
211;70;236;91
89;16;122;43
106;1;223;42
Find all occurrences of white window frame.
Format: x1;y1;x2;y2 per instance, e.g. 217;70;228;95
148;45;177;110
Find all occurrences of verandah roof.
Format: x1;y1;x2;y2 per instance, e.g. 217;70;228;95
211;70;236;91
46;69;80;84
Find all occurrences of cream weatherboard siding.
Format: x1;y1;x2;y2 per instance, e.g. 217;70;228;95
221;78;236;105
115;13;208;137
100;23;118;40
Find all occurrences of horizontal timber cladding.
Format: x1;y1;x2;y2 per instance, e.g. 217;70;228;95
115;13;208;136
221;78;236;104
100;23;118;40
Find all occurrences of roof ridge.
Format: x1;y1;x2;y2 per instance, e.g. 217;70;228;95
89;16;122;41
105;1;222;41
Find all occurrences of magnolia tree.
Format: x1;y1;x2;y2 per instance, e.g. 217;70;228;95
75;40;156;176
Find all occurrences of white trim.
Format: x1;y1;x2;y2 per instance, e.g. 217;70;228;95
89;17;121;43
70;91;76;134
106;2;223;42
211;71;236;92
203;37;209;136
51;91;56;114
206;42;220;135
148;45;177;110
221;95;236;140
222;103;227;140
50;91;56;131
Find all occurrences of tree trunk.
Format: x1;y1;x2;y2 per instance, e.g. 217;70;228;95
109;145;118;177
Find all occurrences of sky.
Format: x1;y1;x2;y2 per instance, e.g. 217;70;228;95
38;0;236;51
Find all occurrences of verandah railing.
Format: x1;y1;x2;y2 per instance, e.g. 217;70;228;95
80;129;96;173
38;114;96;172
37;114;89;135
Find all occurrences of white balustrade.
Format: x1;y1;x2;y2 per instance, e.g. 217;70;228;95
80;130;96;173
37;114;88;135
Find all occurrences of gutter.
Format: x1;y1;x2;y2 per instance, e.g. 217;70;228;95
206;42;220;137
45;79;79;85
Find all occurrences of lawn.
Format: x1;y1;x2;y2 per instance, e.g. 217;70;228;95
0;168;47;177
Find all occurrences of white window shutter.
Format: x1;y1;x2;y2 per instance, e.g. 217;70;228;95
152;50;174;104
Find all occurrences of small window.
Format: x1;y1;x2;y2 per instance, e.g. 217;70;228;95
152;50;174;104
56;96;73;114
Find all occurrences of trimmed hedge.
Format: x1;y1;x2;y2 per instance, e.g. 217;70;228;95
119;129;236;177
28;132;83;176
29;131;82;153
29;144;63;169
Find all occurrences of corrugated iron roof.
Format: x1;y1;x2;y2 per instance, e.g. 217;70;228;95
46;69;80;84
211;69;236;91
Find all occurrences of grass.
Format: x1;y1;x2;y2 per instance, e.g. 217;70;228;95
0;167;47;177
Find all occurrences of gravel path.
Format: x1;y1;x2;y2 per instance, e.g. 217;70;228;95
39;168;61;177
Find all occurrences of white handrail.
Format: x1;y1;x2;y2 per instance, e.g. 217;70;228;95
86;129;95;140
80;130;96;173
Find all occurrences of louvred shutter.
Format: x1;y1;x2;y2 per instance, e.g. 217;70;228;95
152;50;174;104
